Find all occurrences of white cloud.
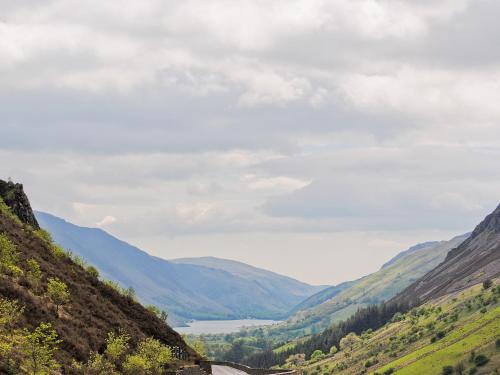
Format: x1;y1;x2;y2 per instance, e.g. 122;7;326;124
1;0;500;283
96;215;117;227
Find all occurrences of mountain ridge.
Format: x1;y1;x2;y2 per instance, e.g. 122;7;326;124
35;211;324;326
393;203;500;305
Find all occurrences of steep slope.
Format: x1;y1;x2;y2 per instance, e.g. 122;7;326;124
393;203;500;306
0;181;197;371
247;235;468;342
171;257;326;309
295;281;500;375
36;212;322;325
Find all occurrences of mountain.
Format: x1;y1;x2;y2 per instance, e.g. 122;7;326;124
243;206;500;371
381;240;440;269
287;280;354;316
0;181;197;372
36;212;324;326
252;234;468;341
393;203;500;305
171;257;326;308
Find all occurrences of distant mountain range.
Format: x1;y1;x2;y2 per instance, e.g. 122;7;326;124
36;212;326;326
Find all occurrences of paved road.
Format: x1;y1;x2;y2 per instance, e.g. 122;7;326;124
211;365;251;375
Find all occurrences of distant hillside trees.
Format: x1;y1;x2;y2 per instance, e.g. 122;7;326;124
244;301;409;368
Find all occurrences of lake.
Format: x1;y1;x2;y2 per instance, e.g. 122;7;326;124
174;319;281;335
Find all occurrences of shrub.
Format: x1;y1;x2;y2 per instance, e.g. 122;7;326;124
384;369;394;375
86;265;99;279
0;298;24;334
329;345;338;355
468;366;477;375
482;279;493;290
454;362;465;375
0;233;21;276
51;244;67;258
105;331;130;364
310;349;325;361
26;258;42;293
33;229;53;244
442;365;454;375
21;322;61;374
496;338;500;349
473;354;489;367
47;278;70;312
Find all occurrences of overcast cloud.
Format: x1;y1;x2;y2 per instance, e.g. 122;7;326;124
1;0;500;284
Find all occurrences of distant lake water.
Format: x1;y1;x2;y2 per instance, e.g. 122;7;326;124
174;319;281;335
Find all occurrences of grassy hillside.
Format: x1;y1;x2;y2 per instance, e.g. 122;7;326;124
37;212;323;326
293;281;500;375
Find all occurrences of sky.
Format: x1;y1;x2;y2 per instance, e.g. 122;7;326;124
1;0;500;285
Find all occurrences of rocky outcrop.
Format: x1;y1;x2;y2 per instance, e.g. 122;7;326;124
0;179;39;229
392;204;500;305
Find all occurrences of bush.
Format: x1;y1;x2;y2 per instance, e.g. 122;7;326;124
86;266;99;279
473;354;489;367
496;338;500;349
310;349;325;361
384;369;394;375
47;278;70;312
442;365;454;375
482;279;493;290
0;233;20;276
468;366;477;375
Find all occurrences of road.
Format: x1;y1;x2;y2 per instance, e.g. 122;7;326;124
211;365;251;375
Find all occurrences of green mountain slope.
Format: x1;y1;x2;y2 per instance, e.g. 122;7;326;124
172;257;326;310
254;235;468;341
296;281;500;375
36;212;323;326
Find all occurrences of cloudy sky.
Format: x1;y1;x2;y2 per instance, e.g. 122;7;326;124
1;0;500;285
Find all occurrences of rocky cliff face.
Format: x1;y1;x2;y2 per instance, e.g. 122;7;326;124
392;204;500;305
0;179;39;229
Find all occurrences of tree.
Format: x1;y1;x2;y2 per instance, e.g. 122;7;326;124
26;259;42;293
0;233;22;276
160;310;168;323
146;305;161;317
21;322;61;375
46;278;70;312
71;353;118;375
191;339;207;359
455;362;465;375
339;332;361;352
285;353;305;367
0;298;24;336
86;265;99;279
124;286;136;300
105;331;130;365
310;349;325;361
482;279;493;290
124;337;172;374
329;345;338;355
